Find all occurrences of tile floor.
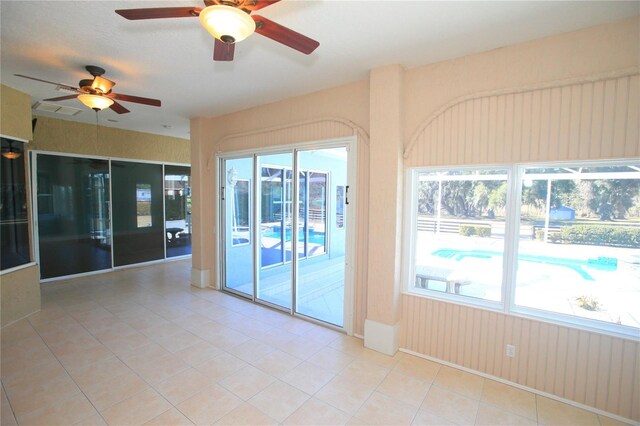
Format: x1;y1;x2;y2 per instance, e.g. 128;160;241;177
0;260;630;426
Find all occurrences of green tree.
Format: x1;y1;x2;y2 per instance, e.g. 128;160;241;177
488;182;507;212
472;183;490;215
441;180;503;218
583;179;640;220
522;179;576;210
441;180;474;217
417;181;438;215
418;178;507;218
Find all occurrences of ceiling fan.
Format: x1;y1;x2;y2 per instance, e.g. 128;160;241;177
115;0;319;61
14;65;161;114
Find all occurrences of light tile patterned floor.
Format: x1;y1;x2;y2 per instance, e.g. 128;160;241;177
0;260;630;426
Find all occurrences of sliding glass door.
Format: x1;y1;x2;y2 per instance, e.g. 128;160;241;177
111;161;164;267
257;153;293;309
295;148;347;326
33;153;191;280
222;157;254;297
220;142;352;328
36;155;111;279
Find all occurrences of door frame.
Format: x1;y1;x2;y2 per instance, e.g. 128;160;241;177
217;136;357;335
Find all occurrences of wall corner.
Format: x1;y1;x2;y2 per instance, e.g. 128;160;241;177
190;267;210;289
364;319;400;356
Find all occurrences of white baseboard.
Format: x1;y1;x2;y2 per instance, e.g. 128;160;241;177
190;268;210;288
1;309;41;329
364;319;400;356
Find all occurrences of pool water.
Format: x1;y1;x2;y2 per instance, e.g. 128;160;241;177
431;248;618;281
263;228;325;245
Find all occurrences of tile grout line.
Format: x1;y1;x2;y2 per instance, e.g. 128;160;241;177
21;306;109;426
92;293;209;425
90;291;206;424
472;379;486;425
1;379;19;425
35;289;190;424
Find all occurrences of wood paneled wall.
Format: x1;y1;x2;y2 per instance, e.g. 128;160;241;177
401;72;640;422
405;72;639;166
401;296;640;421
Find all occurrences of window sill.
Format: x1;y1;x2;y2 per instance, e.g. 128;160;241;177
403;288;504;313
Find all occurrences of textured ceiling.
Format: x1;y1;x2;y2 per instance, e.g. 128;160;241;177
1;1;638;139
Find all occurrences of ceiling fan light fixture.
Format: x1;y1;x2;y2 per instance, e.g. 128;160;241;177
90;76;115;94
199;5;255;44
78;94;114;111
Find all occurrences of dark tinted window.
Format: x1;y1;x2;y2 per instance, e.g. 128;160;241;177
0;138;30;270
37;154;111;278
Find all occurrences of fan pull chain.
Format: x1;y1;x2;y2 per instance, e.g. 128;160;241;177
95;110;99;144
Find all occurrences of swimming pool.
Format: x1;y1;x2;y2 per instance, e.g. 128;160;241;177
263;228;326;245
431;248;618;281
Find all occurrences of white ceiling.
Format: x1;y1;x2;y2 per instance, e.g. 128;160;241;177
1;1;638;140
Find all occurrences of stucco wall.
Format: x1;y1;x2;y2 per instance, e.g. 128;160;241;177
30;116;190;164
1;84;33;141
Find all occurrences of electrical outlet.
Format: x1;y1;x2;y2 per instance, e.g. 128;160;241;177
506;344;516;358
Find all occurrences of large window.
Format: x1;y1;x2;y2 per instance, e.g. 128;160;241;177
408;161;640;337
412;168;508;305
515;165;640;330
0;138;30;271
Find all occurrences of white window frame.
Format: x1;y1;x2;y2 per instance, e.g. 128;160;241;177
403;164;512;312
404;159;640;340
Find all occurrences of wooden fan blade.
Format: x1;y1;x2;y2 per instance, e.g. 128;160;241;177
107;93;161;107
252;16;319;54
109;101;130;114
243;0;280;12
43;95;79;102
214;39;235;61
115;7;201;20
14;74;78;91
